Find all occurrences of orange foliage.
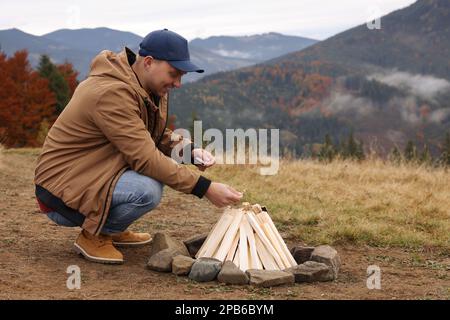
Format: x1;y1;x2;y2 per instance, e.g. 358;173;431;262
0;50;56;147
57;62;79;96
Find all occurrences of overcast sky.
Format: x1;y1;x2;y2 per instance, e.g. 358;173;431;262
1;0;416;40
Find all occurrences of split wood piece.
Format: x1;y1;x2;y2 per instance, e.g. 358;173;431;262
213;209;244;261
239;223;249;271
242;214;262;269
254;235;279;270
258;211;297;267
261;222;290;269
196;210;230;258
252;204;263;214
225;232;240;262
233;245;240;268
246;211;285;269
196;211;234;258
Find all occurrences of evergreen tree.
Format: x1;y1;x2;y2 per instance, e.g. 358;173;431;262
389;146;402;164
404;140;417;162
440;132;450;166
318;133;337;162
419;144;432;165
38;55;70;114
355;139;365;160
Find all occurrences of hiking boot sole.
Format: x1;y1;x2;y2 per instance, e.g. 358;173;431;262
112;237;153;247
73;243;124;264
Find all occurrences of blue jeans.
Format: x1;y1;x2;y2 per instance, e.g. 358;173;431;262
47;170;163;234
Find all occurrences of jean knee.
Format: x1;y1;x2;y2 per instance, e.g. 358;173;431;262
138;180;163;209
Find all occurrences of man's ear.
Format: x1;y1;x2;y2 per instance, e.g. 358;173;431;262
143;56;155;70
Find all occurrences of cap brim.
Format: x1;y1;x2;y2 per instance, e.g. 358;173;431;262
168;60;204;73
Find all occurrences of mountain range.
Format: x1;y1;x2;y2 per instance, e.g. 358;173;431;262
0;28;317;82
170;0;450;156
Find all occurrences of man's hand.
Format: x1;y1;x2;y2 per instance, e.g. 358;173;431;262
205;182;243;207
192;148;215;171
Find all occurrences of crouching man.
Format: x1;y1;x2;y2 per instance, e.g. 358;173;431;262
34;29;242;264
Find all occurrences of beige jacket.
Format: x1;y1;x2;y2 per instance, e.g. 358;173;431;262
35;48;209;235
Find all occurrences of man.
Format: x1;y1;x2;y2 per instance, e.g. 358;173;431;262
34;29;242;264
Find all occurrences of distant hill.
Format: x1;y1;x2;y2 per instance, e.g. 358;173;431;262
170;0;450;156
190;32;317;63
0;28;318;81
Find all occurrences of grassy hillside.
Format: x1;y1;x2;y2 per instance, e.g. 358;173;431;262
3;147;448;253
202;158;450;252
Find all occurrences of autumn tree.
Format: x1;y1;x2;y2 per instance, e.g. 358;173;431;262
57;61;79;96
0;50;55;147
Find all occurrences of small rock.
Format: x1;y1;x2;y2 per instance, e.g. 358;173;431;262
310;245;341;278
172;255;195;276
217;261;249;285
285;261;334;282
150;232;189;257
290;246;315;264
183;233;208;257
245;269;294;287
188;257;222;282
147;248;179;272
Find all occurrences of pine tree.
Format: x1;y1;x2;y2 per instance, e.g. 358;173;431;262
404;140;417;162
318;133;336;162
419;144;432;165
355;139;365;160
38;55;70;114
440;132;450;166
389;146;402;164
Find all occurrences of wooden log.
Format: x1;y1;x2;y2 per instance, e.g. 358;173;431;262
242;214;262;269
214;209;243;261
199;212;234;258
261;222;290;269
239;224;249;271
246;211;285;269
196;210;232;258
225;231;240;262
259;211;297;267
255;235;279;270
233;245;240;268
252;204;263;214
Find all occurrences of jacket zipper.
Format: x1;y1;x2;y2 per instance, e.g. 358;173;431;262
156;94;169;147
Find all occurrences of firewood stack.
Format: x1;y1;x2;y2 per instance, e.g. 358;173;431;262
195;202;297;271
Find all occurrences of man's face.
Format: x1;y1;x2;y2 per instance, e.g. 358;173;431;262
142;57;186;97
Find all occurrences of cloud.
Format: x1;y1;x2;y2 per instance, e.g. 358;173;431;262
429;108;450;123
321;91;374;117
368;71;450;101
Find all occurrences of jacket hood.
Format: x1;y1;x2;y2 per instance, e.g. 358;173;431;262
88;47;149;99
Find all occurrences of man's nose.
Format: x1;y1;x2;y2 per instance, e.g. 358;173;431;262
173;76;182;88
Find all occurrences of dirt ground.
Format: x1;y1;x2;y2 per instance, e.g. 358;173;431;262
0;150;449;300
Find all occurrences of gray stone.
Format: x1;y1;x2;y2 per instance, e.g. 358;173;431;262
147;248;179;272
285;261;334;282
217;261;249;285
183;233;208;257
245;269;295;287
150;232;190;257
310;245;341;278
172;255;195;276
188;257;222;282
290;246;315;264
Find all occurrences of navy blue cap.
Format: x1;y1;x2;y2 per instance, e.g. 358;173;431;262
139;29;204;73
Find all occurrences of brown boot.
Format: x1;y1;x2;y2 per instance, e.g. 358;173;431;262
74;230;124;264
111;230;152;247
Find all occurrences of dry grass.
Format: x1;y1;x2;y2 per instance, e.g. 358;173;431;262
4;147;449;252
203;159;450;252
